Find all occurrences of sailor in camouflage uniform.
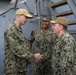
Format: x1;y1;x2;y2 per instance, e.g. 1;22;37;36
4;9;41;75
27;15;56;75
50;17;76;75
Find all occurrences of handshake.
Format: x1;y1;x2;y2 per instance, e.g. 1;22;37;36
34;53;42;62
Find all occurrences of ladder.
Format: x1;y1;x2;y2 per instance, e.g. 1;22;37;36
45;0;76;34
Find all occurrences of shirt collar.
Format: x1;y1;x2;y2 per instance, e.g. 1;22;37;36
14;23;22;32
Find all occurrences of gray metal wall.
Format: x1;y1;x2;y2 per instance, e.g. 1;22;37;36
0;0;49;75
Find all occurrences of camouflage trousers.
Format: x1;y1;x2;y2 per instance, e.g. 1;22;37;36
31;60;52;75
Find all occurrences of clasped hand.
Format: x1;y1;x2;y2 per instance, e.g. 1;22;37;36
34;53;42;62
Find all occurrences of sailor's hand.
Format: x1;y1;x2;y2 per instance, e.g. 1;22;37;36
34;53;42;62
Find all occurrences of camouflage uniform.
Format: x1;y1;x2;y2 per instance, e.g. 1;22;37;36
51;31;76;75
4;23;34;75
28;28;56;75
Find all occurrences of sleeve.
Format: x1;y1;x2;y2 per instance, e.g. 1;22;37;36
4;29;34;60
61;37;75;73
41;33;57;60
41;49;51;60
27;31;35;52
